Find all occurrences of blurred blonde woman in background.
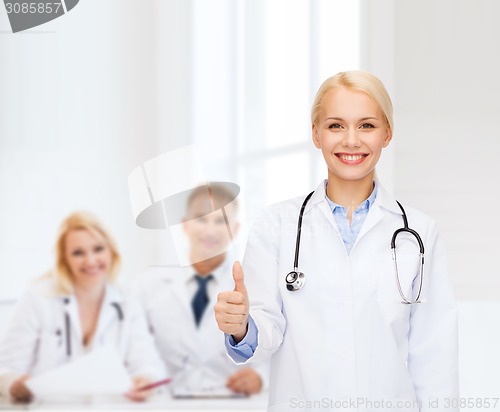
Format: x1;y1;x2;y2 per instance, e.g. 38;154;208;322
0;211;166;403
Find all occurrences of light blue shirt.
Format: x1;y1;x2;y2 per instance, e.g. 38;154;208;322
325;180;378;255
225;181;378;360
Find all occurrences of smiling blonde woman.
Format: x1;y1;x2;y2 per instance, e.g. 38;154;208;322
215;71;459;412
0;211;166;403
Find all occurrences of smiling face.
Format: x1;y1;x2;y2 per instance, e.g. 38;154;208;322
64;229;112;289
312;86;392;185
183;194;239;262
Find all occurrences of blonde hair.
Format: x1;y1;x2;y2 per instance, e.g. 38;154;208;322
53;211;121;294
311;70;394;134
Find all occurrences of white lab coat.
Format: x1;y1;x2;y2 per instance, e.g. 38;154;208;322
0;276;166;399
230;180;458;412
134;256;269;394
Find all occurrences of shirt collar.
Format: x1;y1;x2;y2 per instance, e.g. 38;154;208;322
303;179;403;216
324;180;378;213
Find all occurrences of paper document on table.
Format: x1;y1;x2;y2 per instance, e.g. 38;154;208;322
26;345;132;396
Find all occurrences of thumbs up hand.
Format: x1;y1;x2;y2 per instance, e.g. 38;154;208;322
215;261;250;343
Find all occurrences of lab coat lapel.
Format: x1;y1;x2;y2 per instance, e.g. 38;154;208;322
178;271;197;323
304;180;343;238
354;202;385;245
93;284;124;341
303;180;327;215
164;268;198;353
354;182;403;245
176;270;201;357
156;270;192;322
63;295;82;345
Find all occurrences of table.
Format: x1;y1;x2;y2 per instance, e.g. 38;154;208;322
0;392;268;411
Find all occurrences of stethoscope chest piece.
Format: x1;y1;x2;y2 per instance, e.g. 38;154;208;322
286;270;305;291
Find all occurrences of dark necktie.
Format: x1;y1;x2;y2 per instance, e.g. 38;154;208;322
192;274;213;326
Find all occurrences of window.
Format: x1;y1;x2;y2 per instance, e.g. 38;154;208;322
191;0;361;220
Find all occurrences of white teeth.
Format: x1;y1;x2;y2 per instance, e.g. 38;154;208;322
339;154;364;161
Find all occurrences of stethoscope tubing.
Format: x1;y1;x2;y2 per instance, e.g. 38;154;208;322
287;191;426;304
293;191;315;271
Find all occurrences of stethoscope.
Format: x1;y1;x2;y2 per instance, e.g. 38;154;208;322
58;298;124;357
285;191;425;304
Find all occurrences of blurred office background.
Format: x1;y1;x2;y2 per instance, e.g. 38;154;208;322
0;0;498;403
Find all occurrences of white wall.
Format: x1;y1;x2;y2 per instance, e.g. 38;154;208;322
390;0;500;300
360;0;396;193
374;1;500;399
0;0;194;308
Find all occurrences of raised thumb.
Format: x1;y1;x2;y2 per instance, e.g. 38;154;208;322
232;261;247;294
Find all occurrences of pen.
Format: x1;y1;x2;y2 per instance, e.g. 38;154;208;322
137;378;172;391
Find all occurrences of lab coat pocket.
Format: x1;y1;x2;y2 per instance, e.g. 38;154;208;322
376;250;420;321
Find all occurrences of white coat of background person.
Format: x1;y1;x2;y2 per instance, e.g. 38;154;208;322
135;184;269;396
0;212;166;403
215;71;459;411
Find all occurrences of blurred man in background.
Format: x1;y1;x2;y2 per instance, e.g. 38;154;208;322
135;183;268;397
